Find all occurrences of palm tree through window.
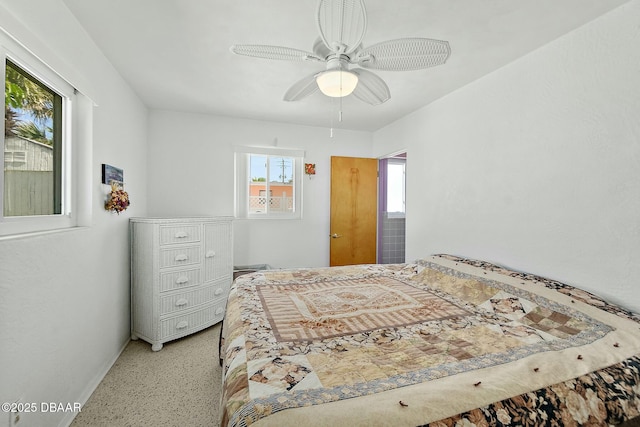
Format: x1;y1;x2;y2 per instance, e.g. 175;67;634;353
4;59;63;216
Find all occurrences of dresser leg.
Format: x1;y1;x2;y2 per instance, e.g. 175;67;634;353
131;333;139;341
151;343;163;352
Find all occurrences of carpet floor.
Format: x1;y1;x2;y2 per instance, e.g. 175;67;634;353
70;324;222;427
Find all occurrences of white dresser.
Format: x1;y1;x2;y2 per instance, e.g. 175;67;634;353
130;217;233;351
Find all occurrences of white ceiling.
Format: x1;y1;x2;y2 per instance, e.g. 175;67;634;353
62;0;628;132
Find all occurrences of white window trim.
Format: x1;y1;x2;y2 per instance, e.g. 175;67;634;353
234;145;304;220
0;29;92;238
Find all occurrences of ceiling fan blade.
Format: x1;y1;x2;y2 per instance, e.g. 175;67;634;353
317;0;367;55
230;44;323;62
355;38;451;71
283;73;320;102
351;69;390;105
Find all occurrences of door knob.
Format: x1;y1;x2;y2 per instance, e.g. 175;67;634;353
330;233;342;239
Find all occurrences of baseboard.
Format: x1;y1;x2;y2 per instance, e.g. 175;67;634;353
58;337;131;427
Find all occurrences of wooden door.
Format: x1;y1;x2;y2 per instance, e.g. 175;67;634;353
330;156;378;266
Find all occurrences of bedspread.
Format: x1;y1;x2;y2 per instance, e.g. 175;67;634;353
220;255;640;426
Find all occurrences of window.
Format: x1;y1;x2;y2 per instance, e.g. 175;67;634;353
386;158;406;218
4;59;64;217
4;150;26;165
234;146;304;219
1;30;90;237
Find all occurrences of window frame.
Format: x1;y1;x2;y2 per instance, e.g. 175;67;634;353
0;30;87;238
234;146;304;220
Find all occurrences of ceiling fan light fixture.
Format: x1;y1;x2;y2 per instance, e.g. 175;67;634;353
316;70;358;97
230;0;450;106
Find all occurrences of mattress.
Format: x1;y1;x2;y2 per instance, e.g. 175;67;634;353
220;255;640;426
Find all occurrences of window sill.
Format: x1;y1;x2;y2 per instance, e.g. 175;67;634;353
235;215;302;221
0;226;89;242
387;212;406;219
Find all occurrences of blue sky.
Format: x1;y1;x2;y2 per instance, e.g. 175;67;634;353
13;108;53;140
250;155;293;182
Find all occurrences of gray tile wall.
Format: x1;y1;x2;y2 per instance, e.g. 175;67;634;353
380;214;405;264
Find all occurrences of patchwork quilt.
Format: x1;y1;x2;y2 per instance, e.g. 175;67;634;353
220;255;640;426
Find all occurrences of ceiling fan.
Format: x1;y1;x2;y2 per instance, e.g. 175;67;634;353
230;0;451;105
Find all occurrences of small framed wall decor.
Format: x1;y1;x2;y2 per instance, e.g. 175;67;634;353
305;163;316;177
102;164;124;185
102;164;130;214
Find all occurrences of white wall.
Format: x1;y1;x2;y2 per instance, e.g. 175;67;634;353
2;2;637;425
147;111;373;268
0;1;148;426
374;1;640;313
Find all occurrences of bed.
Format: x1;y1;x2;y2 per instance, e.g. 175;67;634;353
219;255;640;426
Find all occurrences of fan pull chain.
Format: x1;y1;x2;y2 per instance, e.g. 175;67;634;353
328;87;345;138
329;105;344;138
339;72;344;122
329;97;335;138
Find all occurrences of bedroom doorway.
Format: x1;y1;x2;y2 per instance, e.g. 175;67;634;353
378;152;406;264
329;156;378;266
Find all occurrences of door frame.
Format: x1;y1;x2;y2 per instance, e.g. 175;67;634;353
377;150;407;264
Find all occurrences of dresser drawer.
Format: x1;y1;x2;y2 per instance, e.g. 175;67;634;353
159;245;200;268
160;286;218;315
159;224;201;245
159;301;226;340
160;268;201;292
210;280;228;300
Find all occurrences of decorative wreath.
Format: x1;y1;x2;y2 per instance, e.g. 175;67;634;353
105;182;130;214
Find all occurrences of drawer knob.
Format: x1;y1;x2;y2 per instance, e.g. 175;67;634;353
176;277;189;285
175;254;188;262
175;298;188;307
176;321;188;329
215;307;224;315
175;232;188;239
214;288;223;296
205;251;216;258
